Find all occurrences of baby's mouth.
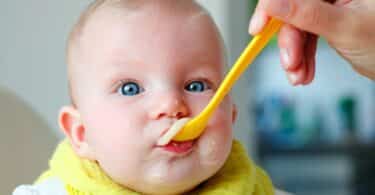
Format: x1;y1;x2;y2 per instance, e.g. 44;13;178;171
159;140;195;154
156;118;197;154
157;118;191;146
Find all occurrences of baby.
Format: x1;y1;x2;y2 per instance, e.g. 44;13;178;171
14;0;287;194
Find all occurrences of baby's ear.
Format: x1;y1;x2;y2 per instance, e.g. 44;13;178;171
232;103;238;124
58;106;95;160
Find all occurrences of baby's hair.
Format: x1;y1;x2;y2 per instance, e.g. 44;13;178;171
66;0;225;107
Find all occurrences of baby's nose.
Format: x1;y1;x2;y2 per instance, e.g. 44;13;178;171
149;92;190;120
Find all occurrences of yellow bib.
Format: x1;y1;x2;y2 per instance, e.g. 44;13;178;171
37;139;274;195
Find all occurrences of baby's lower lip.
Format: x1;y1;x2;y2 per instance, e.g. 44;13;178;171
160;140;195;153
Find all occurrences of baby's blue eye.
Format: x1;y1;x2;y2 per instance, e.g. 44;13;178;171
118;82;142;96
185;81;208;92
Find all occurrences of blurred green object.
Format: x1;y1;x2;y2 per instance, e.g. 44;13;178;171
338;96;357;139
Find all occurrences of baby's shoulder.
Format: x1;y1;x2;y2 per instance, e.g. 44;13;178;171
12;177;66;195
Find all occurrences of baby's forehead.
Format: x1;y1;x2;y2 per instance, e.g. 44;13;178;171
82;0;209;29
72;2;224;65
67;0;226;104
68;1;215;63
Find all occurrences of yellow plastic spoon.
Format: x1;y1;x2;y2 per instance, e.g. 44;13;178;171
172;18;283;142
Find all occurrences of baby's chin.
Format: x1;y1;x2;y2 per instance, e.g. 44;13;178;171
142;161;216;193
132;179;202;195
133;139;230;194
133;169;217;195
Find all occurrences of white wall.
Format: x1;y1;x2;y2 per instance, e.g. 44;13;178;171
1;0;92;135
0;87;58;194
1;1;256;154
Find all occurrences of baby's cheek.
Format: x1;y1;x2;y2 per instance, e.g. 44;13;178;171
84;101;142;133
199;111;233;166
211;106;233;135
81;103;146;160
199;120;232;164
198;137;219;162
84;110;127;141
198;132;232;171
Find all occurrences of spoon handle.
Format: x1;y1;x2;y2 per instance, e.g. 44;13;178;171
199;18;283;121
172;18;283;142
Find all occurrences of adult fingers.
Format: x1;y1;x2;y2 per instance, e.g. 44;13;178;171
278;24;306;71
249;6;269;35
301;34;318;85
258;0;350;42
285;34;318;85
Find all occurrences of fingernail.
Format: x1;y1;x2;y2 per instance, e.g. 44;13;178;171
281;48;291;68
288;73;299;86
267;0;291;17
249;14;262;35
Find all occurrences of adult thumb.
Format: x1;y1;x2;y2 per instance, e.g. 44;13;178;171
260;0;352;41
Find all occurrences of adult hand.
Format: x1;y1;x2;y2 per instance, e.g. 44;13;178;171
249;0;375;85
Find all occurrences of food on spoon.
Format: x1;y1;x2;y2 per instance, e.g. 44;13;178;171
157;118;191;146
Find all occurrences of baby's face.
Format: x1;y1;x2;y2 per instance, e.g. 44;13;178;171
72;4;235;194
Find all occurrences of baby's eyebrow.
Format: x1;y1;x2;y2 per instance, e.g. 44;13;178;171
105;69;136;82
186;67;223;82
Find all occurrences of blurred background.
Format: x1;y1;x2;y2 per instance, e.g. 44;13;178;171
1;0;374;195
